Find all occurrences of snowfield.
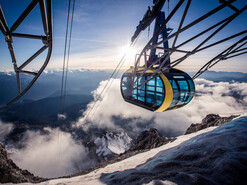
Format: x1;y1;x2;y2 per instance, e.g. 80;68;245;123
4;116;247;185
94;132;132;158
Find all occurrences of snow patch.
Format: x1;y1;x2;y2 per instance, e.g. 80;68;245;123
94;132;132;159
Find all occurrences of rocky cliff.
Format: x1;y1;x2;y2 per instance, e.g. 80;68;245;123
0;114;239;183
0;143;45;183
129;128;175;151
185;114;239;134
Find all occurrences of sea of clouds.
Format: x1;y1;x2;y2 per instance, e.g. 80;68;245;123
1;77;247;178
76;78;247;135
0;120;13;139
9;128;94;178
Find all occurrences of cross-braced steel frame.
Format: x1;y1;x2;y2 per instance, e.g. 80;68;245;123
131;0;247;90
0;0;52;105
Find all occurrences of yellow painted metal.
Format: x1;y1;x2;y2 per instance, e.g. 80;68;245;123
126;67;173;112
155;73;173;112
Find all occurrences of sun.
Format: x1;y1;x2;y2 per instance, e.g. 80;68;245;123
119;45;137;66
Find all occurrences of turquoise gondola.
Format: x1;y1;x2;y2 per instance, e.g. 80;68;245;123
121;68;195;112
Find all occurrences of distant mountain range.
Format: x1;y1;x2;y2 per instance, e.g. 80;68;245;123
0;94;93;125
188;70;247;83
0;69;112;105
1;69;246;105
0;70;113;146
0;69;112;136
0;69;246;144
1;70;247;105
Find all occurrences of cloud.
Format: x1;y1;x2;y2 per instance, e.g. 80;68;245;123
57;113;67;120
0;120;13;138
49;47;125;70
3;76;247;179
75;78;247;137
10;128;94;178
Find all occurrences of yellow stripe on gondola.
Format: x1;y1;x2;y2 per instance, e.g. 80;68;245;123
155;73;173;112
125;67;173;112
121;67;195;112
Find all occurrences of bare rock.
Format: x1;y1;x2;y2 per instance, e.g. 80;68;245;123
0;143;45;183
185;114;239;135
129;128;175;151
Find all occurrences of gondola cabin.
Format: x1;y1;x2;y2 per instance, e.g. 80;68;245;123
121;68;195;112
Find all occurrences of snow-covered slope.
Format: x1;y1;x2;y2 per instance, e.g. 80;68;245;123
5;116;247;185
101;116;247;185
94;132;132;159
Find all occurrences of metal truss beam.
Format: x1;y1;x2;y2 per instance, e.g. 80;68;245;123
0;0;53;105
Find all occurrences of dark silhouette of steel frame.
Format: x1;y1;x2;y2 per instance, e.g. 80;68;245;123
0;0;52;105
130;0;247;90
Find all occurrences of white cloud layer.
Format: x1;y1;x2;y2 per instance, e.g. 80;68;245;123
10;128;93;178
5;77;247;179
76;78;247;136
0;120;13;138
57;113;67;120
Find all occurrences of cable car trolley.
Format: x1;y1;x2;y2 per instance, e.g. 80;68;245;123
121;0;247;112
121;68;195;112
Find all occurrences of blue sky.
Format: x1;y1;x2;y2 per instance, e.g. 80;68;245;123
0;0;246;72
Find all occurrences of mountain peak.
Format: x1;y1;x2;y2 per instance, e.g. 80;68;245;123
129;128;175;151
185;114;239;134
